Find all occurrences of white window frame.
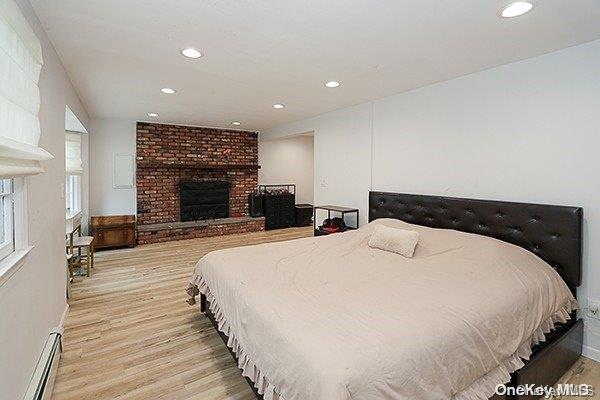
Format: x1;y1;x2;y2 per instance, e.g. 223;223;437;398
0;178;15;261
65;174;81;215
65;175;73;213
0;177;31;286
12;178;27;250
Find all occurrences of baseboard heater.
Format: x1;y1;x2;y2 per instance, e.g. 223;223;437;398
22;332;62;400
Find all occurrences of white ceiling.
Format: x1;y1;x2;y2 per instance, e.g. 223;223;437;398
65;105;87;133
31;0;600;131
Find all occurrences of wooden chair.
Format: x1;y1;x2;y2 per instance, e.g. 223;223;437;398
66;226;95;278
66;253;73;299
66;253;74;279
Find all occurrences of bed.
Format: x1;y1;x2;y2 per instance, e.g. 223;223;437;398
187;192;583;400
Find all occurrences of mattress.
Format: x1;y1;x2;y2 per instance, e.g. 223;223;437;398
187;218;576;400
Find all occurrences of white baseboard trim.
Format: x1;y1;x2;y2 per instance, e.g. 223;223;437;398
583;345;600;362
24;306;67;400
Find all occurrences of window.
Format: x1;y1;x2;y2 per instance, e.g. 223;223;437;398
65;129;83;215
0;0;44;273
65;175;81;214
0;179;14;261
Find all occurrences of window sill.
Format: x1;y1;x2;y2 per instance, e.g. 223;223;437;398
0;246;35;288
66;210;82;220
66;211;82;234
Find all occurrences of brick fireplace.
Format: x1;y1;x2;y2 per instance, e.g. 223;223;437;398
136;122;264;245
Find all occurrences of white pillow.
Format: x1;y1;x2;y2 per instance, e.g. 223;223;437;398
368;224;420;258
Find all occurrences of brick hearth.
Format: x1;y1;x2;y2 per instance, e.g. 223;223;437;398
136;122;264;244
137;217;266;245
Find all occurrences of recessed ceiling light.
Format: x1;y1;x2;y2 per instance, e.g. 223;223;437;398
324;81;340;88
272;104;285;109
181;48;202;59
231;121;241;126
161;87;177;94
147;112;159;117
500;1;533;18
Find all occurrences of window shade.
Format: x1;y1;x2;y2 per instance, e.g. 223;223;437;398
0;0;52;178
65;132;82;175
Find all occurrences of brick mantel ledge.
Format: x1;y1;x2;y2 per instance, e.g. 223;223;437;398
138;216;264;232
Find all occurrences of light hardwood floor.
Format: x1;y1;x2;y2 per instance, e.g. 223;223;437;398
52;227;600;400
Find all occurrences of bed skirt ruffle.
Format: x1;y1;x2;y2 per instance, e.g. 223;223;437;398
187;276;285;400
187;277;578;400
455;298;578;400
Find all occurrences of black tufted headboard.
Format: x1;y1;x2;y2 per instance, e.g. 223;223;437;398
369;192;582;289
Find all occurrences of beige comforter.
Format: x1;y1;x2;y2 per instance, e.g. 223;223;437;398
188;219;576;400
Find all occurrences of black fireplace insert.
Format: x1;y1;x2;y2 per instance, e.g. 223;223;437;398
179;180;229;222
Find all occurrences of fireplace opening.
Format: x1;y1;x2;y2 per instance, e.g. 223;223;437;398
179;180;229;222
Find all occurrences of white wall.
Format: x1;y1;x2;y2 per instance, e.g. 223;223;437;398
259;135;314;204
264;39;600;361
0;1;90;399
89;118;136;216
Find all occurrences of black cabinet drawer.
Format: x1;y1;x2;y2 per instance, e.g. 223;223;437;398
281;195;294;206
263;196;280;205
262;194;295;230
265;218;280;230
280;215;294;227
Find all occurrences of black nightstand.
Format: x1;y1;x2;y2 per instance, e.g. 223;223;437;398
313;205;359;236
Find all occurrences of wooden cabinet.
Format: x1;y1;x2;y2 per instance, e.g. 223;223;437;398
263;194;295;230
91;215;136;249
